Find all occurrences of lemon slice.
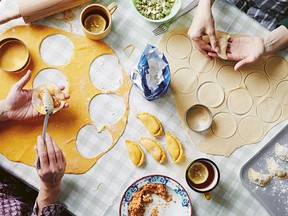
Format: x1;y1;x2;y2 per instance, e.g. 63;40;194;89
188;162;209;184
84;14;106;33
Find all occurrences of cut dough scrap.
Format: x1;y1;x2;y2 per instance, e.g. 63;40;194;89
267;157;288;179
32;83;66;115
275;143;288;162
125;140;145;167
136;112;163;137
248;168;272;187
165;132;185;163
140;137;167;163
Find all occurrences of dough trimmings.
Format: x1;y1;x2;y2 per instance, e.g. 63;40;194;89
140;137;167;163
136;112;163;137
267;157;288;179
125;140;145;167
165;132;185;164
248;168;272;187
275;143;288;162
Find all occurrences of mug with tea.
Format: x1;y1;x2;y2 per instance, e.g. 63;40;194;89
185;158;220;200
80;2;117;40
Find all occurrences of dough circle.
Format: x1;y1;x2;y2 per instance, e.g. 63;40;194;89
166;34;192;59
40;34;74;66
276;81;288;105
197;82;224;108
238;116;264;141
244;72;270;97
217;66;242;90
265;56;288;80
172;68;198;94
227;89;253;115
211;112;237;138
257;97;282;123
189;51;215;73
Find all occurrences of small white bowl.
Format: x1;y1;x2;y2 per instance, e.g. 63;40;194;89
131;0;182;23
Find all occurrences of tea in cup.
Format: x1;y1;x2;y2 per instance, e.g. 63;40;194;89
80;2;117;40
185;158;220;200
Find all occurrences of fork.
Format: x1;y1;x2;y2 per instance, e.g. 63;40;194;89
152;0;199;36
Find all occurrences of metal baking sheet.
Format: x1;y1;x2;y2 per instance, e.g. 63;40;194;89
240;125;288;216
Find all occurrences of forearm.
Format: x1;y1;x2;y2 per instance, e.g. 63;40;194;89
37;183;62;215
264;25;288;55
0;100;9;122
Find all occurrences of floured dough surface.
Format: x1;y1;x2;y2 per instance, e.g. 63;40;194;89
158;28;288;156
0;25;132;173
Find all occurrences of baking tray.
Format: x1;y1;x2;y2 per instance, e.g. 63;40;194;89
240;124;288;216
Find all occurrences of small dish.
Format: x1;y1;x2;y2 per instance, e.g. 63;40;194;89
119;174;192;215
185;104;212;132
0;38;30;73
131;0;182;23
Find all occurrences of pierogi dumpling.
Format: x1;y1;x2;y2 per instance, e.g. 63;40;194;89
165;132;185;164
267;157;288;179
275;143;288;162
136;112;163;137
32;83;66;115
125;140;145;167
140;137;166;163
248;168;271;186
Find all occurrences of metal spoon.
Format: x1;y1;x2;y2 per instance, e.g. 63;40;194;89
36;89;54;169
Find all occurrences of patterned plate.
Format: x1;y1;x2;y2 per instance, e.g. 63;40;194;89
119;174;192;215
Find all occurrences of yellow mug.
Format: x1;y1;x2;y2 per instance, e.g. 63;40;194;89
80;2;117;40
185;158;220;200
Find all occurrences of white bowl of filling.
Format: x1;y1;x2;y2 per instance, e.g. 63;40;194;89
131;0;182;23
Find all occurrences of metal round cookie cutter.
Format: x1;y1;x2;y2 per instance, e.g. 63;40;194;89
185;104;212;132
0;37;30;73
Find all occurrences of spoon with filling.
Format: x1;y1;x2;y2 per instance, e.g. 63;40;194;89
36;89;54;169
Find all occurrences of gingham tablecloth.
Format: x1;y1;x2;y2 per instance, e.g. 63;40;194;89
1;0;287;215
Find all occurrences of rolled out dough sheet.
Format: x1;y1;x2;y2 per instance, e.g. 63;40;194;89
158;28;288;156
0;25;132;173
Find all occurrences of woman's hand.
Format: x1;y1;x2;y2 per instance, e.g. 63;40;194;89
188;0;218;59
227;36;265;70
1;70;69;121
35;134;66;214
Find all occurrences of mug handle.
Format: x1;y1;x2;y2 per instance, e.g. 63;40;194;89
107;2;117;15
204;192;211;200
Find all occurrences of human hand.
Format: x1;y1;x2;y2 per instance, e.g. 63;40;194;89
2;70;69;121
35;134;66;211
227;36;265;70
188;0;218;59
